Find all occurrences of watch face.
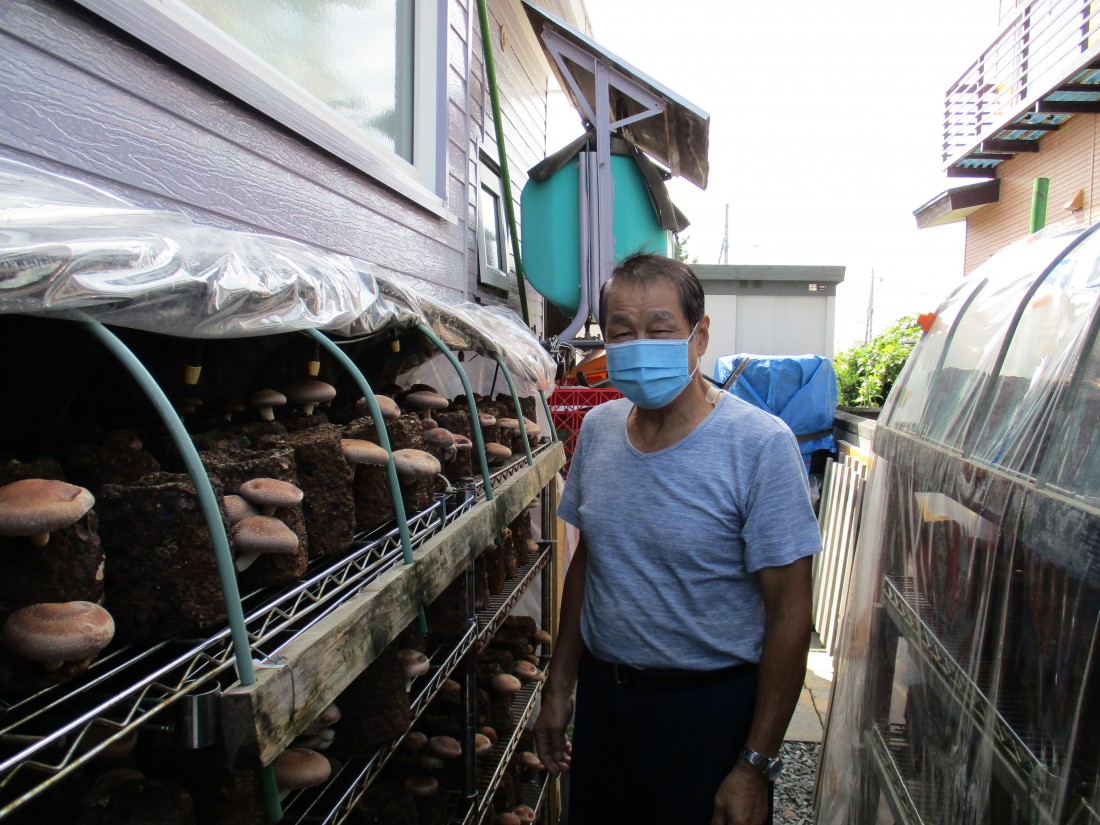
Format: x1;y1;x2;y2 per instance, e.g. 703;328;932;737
765;757;783;782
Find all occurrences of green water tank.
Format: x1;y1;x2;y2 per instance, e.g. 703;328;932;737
520;152;670;316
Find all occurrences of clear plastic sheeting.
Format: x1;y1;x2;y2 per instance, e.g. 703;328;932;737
0;157;414;337
410;292;556;392
817;223;1100;825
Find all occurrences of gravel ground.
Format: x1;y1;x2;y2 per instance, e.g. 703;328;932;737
774;741;820;824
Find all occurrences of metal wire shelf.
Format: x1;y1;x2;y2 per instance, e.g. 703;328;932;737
881;575;1063;820
282;534;552;824
0;496;468;819
457;677;545;825
281;622;479;825
477;546;551;652
473;441;554;496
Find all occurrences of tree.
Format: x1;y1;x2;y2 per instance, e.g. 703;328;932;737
673;234;699;264
834;316;921;407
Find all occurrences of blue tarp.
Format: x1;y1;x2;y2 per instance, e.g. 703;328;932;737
714;354;838;470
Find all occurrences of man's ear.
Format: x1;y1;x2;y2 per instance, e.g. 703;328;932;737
695;315;711;358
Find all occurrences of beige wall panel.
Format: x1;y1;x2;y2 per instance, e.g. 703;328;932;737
964;114;1098;273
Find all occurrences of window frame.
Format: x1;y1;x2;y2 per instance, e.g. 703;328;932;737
75;0;452;219
476;156;512;291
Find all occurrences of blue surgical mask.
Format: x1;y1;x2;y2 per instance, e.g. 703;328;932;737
605;323;699;409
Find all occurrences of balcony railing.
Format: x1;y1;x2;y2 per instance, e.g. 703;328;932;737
944;0;1100;165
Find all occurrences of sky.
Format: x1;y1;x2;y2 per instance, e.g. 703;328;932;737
547;0;1003;351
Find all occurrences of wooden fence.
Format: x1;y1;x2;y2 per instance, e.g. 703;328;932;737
812;453;869;655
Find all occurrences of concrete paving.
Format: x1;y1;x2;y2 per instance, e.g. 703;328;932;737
784;644;833;743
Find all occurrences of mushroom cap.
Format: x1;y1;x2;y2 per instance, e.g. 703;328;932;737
404;776;439;798
491;673;522;695
401;731;429;754
340;438;389;467
401;390;449;412
423;428;455;449
397;649;430;680
513;660;543;682
532;629;552;647
357;394;401;421
222;495;257;524
428;735;462;760
416;754;446;771
391;449;441;484
497;417;521;432
477;412;497;427
285;380;337;405
484;442;513;463
512;804;537;823
453;434;473;450
420;418;438;431
231;515;299;554
525;539;539;555
522;417;541;437
0;479;95;538
248;388;287;407
477;725;498;744
518;751;543;771
238;478;303;510
104;429;143;450
474;733;493;757
439;678;461;698
3;601;114;664
273;748;331;790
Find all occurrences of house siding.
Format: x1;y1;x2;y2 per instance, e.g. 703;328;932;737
0;0;584;333
964;113;1098;273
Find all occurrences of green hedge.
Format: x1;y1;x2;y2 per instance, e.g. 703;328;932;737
834;316;921;408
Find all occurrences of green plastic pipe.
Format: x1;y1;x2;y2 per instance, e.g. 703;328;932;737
305;329;427;635
476;0;530;326
415;324;494;499
538;389;557;442
1030;177;1049;233
79;320;284;821
492;353;534;466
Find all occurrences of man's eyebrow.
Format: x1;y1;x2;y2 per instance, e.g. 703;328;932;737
649;310;676;321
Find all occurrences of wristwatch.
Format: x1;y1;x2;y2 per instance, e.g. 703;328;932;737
740;746;783;782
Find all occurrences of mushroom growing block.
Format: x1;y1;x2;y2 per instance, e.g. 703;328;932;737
341;438;394;535
97;473;229;642
255;425;354;559
200;447;308;587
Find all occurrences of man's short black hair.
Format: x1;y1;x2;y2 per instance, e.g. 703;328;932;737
598;252;705;332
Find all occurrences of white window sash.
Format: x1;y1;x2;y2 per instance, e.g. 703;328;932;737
75;0;453;220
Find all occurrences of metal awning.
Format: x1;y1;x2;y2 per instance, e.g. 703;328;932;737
913;180;1001;229
522;1;710;189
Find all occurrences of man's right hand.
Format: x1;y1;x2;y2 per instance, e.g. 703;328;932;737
534;681;574;775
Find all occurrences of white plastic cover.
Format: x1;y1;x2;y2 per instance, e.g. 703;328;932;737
0;157;555;389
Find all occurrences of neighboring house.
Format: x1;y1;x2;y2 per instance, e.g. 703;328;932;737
914;0;1100;271
693;263;845;372
0;0;592;335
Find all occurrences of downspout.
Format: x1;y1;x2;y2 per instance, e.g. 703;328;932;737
476;0;530;326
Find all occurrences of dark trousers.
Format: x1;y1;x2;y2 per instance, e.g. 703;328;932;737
568;650;773;825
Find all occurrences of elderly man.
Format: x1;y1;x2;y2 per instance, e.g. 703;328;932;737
534;253;821;825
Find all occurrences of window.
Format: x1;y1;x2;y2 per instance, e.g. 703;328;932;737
477;158;511;291
76;0;448;215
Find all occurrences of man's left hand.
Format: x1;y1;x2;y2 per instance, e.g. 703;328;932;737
710;762;769;825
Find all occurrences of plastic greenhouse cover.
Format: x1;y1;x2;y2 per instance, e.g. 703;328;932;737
0;155;556;394
816;222;1100;825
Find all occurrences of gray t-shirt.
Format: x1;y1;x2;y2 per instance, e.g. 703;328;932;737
558;393;821;670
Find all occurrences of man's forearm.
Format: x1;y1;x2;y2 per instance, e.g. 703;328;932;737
743;557;813;757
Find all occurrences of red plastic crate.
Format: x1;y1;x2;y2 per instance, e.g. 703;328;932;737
548;387;623;478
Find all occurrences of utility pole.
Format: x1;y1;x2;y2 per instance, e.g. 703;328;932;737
865;267;875;344
718;203;729;264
